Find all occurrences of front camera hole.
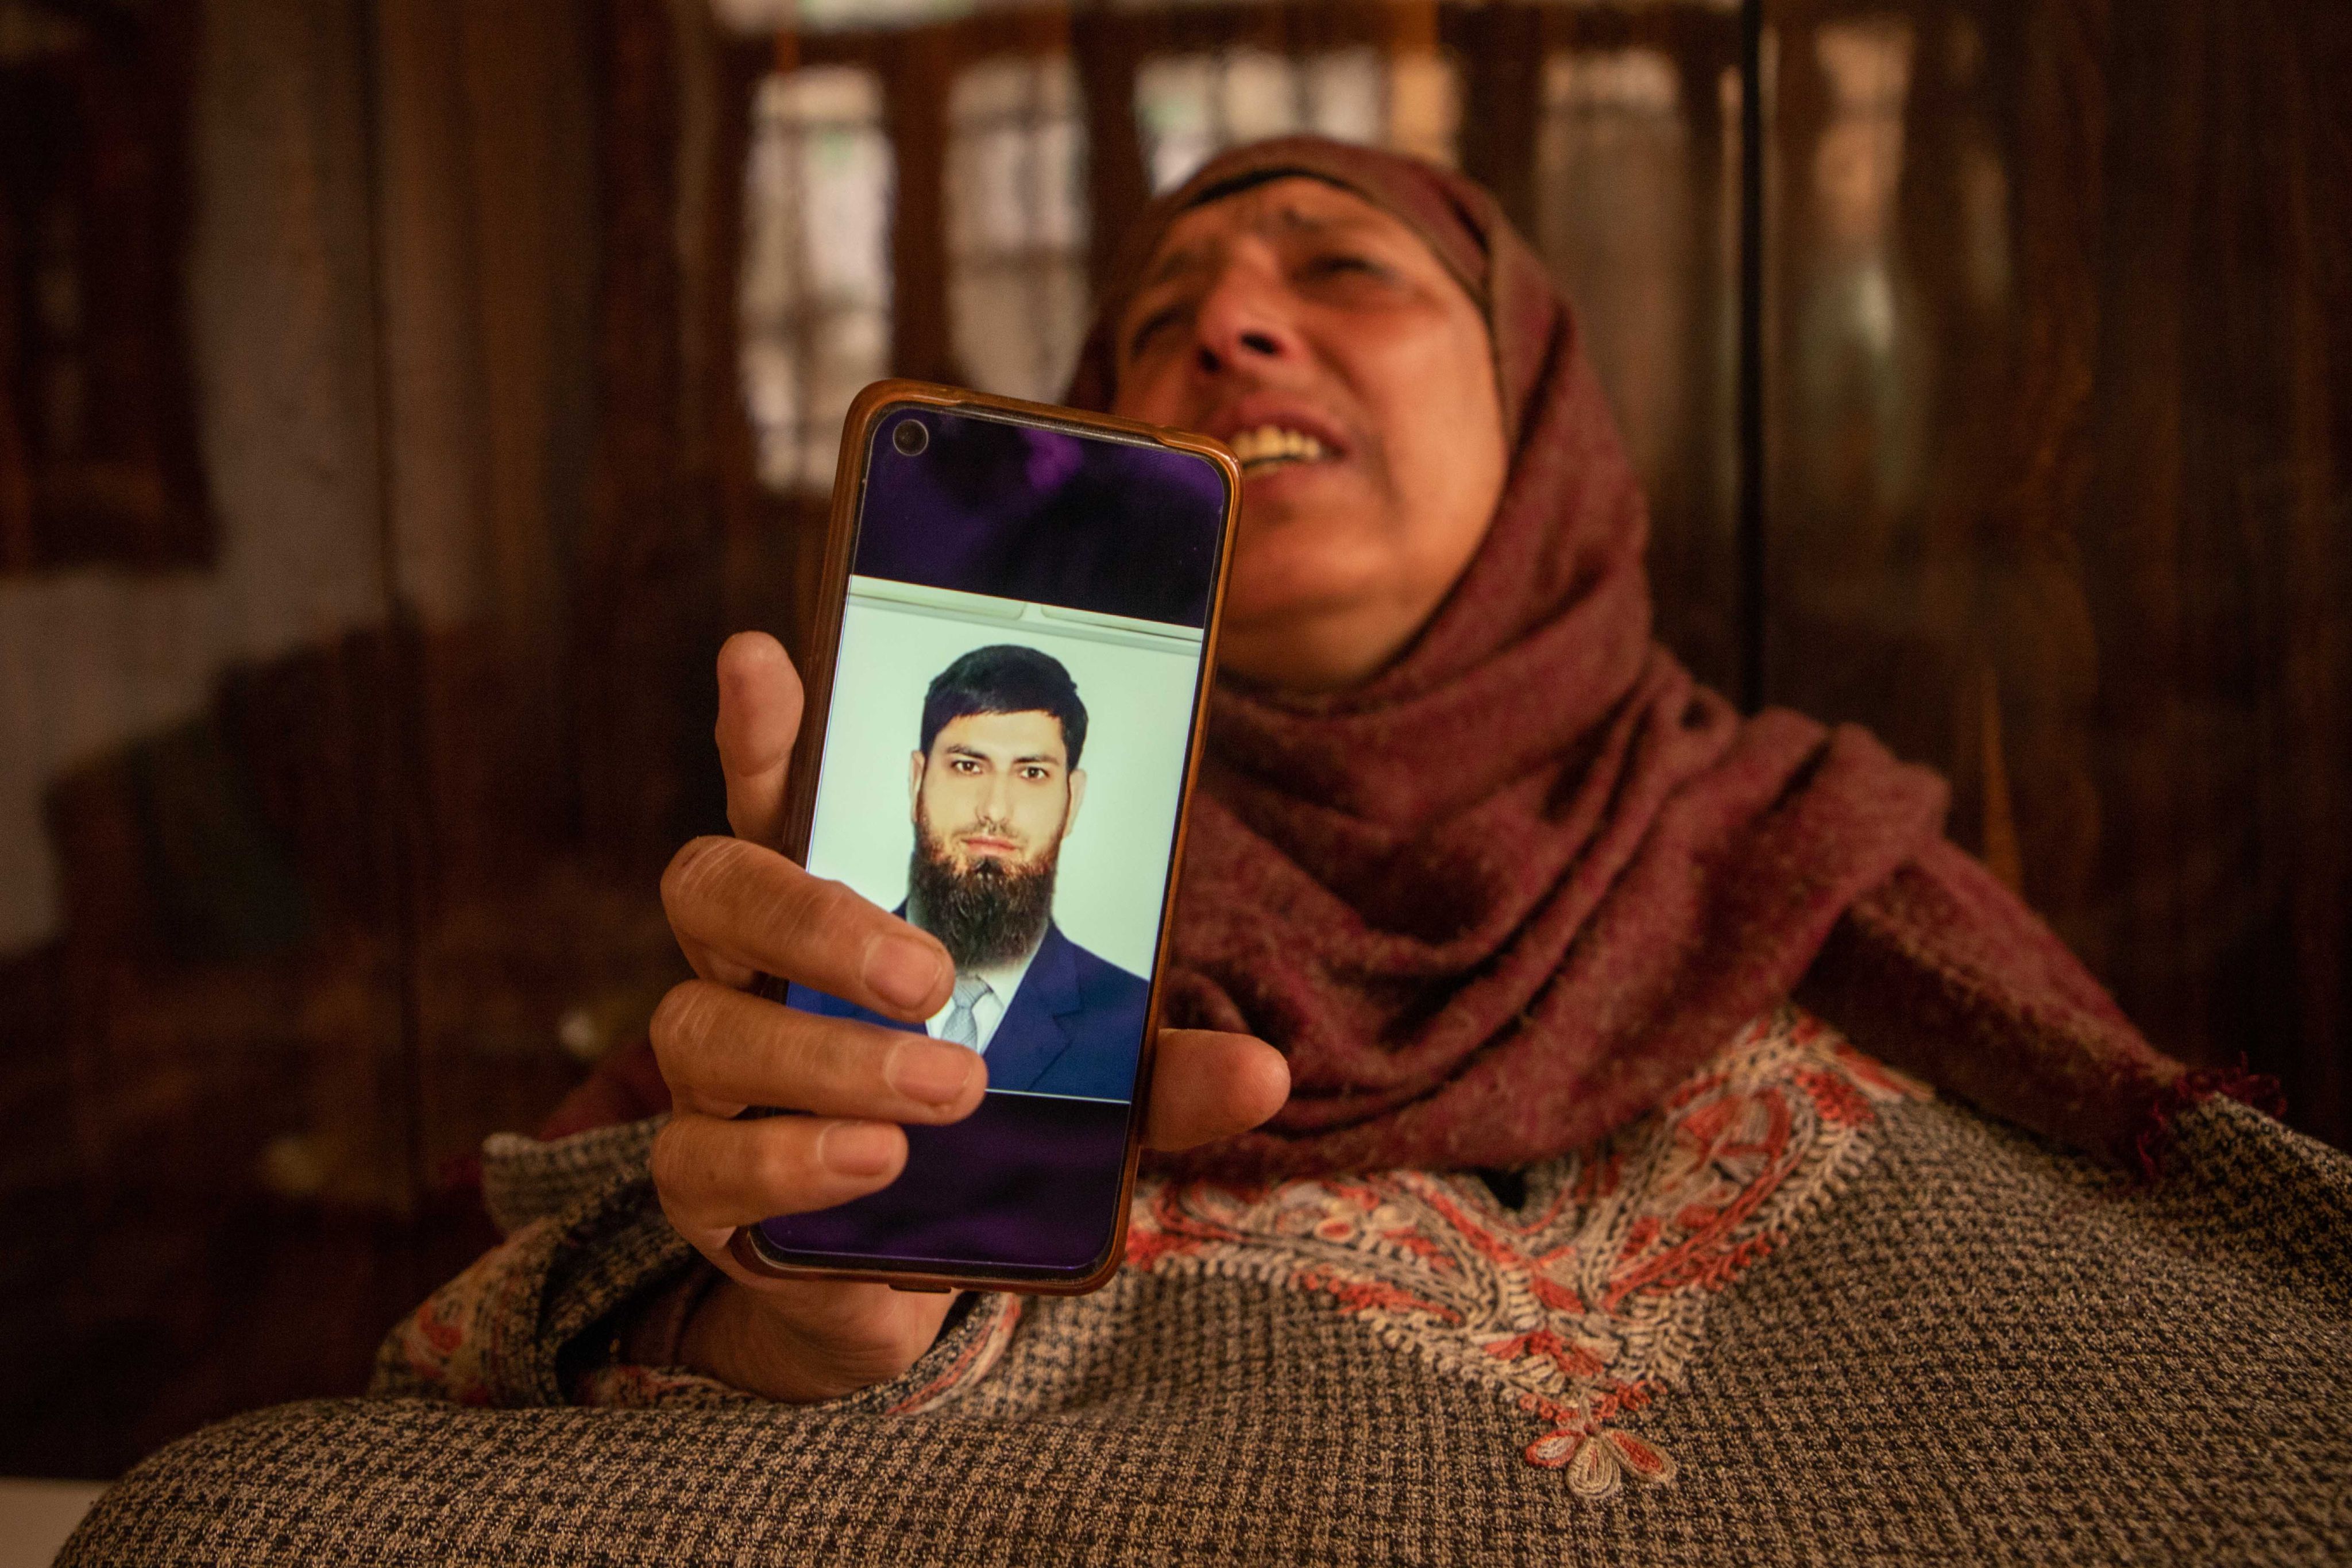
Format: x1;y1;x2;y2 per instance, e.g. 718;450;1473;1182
892;419;929;457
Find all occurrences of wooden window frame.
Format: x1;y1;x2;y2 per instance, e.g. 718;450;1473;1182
0;0;210;576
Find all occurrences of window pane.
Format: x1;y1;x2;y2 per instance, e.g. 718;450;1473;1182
710;0;980;32
743;338;803;493
1794;17;1921;513
948;258;1090;404
1135;55;1221;194
1537;48;1691;485
1302;49;1382;146
949;120;1033;257
739;66;894;495
804;122;893;305
951;269;1045;399
1137;47;1462;194
1388;51;1461;167
802;305;889;489
946;55;1090;403
1535;41;1741;692
1221;49;1305;145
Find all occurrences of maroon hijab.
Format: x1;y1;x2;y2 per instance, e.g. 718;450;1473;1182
1066;137;2251;1180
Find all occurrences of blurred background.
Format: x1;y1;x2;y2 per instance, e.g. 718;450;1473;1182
0;0;2345;1484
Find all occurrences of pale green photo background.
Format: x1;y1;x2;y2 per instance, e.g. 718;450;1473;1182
804;595;1205;979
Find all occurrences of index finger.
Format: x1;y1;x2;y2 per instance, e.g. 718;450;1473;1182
716;631;801;848
662;834;953;1021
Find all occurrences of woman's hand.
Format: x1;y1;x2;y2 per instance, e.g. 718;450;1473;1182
650;632;1291;1402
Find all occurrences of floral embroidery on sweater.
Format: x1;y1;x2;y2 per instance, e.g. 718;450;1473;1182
1124;1006;1928;1499
380;1221;555;1407
885;1295;1025;1415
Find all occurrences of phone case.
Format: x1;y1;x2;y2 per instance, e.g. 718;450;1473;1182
727;379;1241;1296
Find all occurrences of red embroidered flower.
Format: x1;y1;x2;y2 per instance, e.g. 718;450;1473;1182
1122;1006;1928;1500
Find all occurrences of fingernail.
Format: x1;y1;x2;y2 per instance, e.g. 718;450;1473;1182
818;1122;900;1178
888;1039;975;1106
865;933;944;1012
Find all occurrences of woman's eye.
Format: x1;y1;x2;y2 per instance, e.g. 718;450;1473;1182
1126;305;1184;355
1303;252;1380;281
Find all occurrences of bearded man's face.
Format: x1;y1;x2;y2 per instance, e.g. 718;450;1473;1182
906;709;1084;968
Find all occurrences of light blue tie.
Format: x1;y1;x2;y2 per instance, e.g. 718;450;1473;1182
940;973;992;1050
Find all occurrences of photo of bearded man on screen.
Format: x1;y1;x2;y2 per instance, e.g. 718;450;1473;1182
791;643;1152;1100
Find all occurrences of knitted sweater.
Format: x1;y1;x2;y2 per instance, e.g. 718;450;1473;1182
61;1009;2352;1566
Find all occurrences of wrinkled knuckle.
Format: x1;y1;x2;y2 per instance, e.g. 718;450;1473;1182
647;981;711;1064
648;984;689;1045
765;868;827;930
648;1121;698;1198
754;1122;818;1200
765;869;849;952
661;835;740;917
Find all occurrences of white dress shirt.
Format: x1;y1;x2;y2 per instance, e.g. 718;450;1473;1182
924;935;1044;1057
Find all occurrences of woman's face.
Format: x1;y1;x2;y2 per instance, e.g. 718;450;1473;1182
1110;177;1508;693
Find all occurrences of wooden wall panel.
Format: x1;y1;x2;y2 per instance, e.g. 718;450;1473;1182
2074;0;2350;1141
1760;0;2351;1145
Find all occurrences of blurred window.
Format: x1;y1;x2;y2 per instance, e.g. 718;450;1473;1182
1134;46;1460;194
1535;48;1693;485
740;65;894;495
1795;16;1921;512
945;55;1090;403
0;0;208;571
711;0;981;31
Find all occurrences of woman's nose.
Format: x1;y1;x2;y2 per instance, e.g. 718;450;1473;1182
1190;260;1302;377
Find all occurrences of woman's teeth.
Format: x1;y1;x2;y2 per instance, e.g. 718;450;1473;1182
1229;425;1330;473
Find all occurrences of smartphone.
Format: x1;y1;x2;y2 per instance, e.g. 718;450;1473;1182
729;379;1240;1295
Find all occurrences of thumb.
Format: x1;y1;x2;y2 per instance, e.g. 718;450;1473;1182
716;631;803;847
1144;1029;1290;1152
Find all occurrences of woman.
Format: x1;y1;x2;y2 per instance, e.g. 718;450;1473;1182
67;140;2349;1567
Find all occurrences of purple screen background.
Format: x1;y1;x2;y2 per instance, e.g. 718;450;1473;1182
851;407;1225;627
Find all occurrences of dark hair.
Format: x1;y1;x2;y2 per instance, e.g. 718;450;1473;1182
1181;164;1357;213
920;644;1088;769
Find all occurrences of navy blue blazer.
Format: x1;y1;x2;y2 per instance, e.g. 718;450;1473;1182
787;918;1150;1100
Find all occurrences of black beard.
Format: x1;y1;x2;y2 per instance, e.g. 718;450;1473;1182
906;826;1059;970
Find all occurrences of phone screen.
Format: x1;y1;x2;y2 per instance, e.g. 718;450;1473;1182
754;401;1232;1282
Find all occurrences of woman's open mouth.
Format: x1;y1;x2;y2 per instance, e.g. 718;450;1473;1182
1228;424;1334;477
